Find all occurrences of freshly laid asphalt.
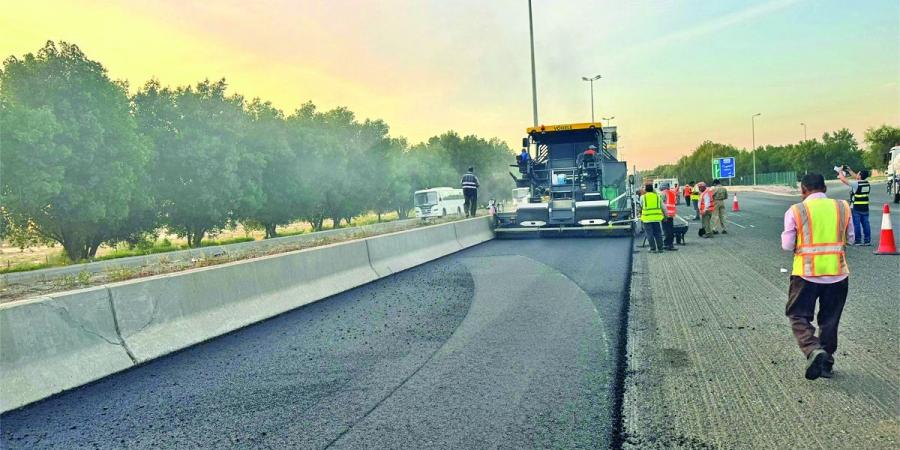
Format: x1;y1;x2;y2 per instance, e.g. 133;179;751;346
1;238;633;449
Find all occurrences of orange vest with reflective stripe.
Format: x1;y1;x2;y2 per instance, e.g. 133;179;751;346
700;190;715;213
790;198;851;277
664;189;677;217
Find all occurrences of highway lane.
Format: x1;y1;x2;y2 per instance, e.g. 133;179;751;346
1;238;633;449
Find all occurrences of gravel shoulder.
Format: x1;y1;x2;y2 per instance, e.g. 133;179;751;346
623;192;899;449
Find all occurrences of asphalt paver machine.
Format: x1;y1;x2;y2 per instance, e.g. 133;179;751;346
495;122;637;237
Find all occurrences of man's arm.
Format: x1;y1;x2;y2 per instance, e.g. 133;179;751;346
781;209;797;251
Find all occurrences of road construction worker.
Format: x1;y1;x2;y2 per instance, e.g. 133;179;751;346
518;148;530;173
781;173;854;380
691;182;701;220
684;182;694;207
711;179;728;234
640;183;665;253
460;167;480;218
661;184;679;251
838;167;871;246
698;182;716;238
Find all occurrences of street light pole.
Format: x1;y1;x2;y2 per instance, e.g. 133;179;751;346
581;74;601;122
602;116;615;127
800;122;807;141
752;113;761;185
528;0;538;127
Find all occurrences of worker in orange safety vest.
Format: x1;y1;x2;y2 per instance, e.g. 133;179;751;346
698;182;716;238
661;184;678;250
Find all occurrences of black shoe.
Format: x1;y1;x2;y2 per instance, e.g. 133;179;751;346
722;230;728;234
805;349;827;380
664;247;678;251
821;363;834;379
713;231;720;235
862;242;872;247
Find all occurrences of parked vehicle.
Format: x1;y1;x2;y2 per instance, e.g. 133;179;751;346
414;187;465;218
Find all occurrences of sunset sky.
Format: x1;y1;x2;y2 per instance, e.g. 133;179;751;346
2;0;898;170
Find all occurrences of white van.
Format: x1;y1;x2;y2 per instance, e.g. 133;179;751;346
511;187;530;209
414;187;465;218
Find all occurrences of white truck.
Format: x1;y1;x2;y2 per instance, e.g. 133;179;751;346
887;145;900;204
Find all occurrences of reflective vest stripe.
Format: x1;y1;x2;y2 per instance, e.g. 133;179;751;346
853;181;870;208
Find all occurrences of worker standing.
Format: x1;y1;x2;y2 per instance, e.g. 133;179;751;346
838;167;871;245
461;167;480;218
662;184;679;251
641;183;665;253
691;182;701;220
781;173;853;380
699;182;716;238
711;179;728;234
684;182;694;207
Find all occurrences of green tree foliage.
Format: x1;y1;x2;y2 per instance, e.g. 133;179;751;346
0;41;151;260
649;129;866;183
133;79;255;247
3;41;515;254
863;125;900;170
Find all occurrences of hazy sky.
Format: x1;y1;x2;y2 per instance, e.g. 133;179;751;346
2;0;898;169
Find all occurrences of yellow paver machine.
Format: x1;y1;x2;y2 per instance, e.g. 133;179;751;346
495;122;638;238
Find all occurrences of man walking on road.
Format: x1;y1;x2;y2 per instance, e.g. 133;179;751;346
711;179;728;234
461;167;479;218
838;167;871;246
641;183;665;253
781;173;853;380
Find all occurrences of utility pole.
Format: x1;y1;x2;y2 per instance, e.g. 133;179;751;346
528;0;538;127
581;74;601;122
752;113;761;185
800;122;807;141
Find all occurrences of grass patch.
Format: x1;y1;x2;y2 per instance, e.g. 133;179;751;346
198;236;256;247
275;229;310;238
0;261;53;274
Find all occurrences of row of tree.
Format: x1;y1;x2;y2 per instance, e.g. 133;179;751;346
646;125;900;184
1;42;515;261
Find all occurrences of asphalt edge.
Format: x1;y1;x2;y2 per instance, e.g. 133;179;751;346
610;235;636;450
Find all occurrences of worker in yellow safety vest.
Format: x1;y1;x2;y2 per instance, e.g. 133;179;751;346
781;173;854;380
640;183;665;253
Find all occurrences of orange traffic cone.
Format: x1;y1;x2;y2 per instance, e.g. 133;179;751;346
874;204;899;255
732;194;740;212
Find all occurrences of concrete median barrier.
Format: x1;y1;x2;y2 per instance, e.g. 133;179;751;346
0;287;135;412
108;240;378;363
1;217;495;412
366;221;463;277
453;216;494;249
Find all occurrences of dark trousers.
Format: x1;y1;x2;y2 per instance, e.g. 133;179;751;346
463;189;477;217
662;217;675;249
851;210;871;243
685;195;691;207
786;276;848;363
645;221;663;251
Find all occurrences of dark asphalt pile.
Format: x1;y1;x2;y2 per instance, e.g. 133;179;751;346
1;238;633;449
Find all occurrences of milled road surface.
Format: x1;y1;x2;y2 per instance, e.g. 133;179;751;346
1;238;633;449
624;186;899;449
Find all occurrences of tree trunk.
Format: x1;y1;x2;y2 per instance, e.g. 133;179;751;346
264;223;277;239
61;237;90;262
189;228;205;248
377;212;382;223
